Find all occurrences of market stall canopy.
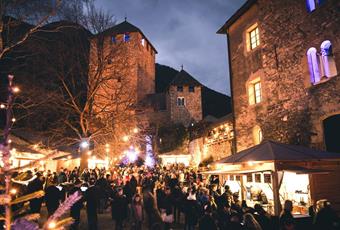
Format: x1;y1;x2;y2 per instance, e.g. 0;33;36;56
216;140;340;164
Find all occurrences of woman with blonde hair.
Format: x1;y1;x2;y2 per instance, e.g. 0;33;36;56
243;213;263;230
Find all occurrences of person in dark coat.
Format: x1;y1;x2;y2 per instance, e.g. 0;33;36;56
44;180;61;216
111;187;129;230
279;200;295;230
27;173;44;214
184;191;201;230
85;178;99;230
96;175;108;213
143;186;163;229
199;205;218;230
254;204;272;230
314;200;339;230
161;187;174;230
69;183;84;230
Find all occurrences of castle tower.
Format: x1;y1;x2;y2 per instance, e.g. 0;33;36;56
88;20;157;154
89;20;157;114
167;69;202;126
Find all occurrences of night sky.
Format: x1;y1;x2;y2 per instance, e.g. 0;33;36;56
95;0;245;95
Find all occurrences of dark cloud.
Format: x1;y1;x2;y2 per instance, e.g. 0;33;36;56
95;0;245;95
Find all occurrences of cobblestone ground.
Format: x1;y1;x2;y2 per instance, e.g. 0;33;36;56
39;206;186;230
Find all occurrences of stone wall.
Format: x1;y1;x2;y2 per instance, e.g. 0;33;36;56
228;0;340;151
189;118;234;165
168;85;202;126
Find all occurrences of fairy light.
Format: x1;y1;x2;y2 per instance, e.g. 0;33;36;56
12;86;20;93
48;221;56;229
0;104;5;109
133;128;139;134
123;136;129;142
10;188;17;195
11;118;16;122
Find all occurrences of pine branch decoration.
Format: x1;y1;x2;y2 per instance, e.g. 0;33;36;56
11;190;45;205
43;191;82;229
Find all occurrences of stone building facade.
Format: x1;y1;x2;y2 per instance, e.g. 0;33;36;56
218;0;340;152
218;0;340;211
167;70;203;126
89;21;156;118
90;20;205;132
189;115;234;166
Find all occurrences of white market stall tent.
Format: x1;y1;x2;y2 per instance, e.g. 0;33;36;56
203;140;340;216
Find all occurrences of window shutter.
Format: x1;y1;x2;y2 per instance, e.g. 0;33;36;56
248;84;255;105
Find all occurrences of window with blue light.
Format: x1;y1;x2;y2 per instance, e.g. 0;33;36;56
307;47;321;84
320;40;337;78
123;33;130;42
177;86;183;92
306;0;326;12
111;36;116;43
306;0;316;12
189;86;195;92
307;40;337;85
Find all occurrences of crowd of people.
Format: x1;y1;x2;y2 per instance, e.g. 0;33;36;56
1;164;340;230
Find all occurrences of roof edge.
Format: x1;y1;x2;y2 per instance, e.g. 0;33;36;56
217;0;257;34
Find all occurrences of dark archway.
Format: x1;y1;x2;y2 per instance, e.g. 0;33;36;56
323;115;340;153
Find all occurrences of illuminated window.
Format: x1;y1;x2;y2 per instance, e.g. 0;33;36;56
189;86;195;92
247;174;253;182
247;25;260;50
254;82;261;104
264;174;271;183
111;36;116;43
306;0;316;12
141;38;145;46
177;86;183;92
306;0;326;12
320;40;337;78
248;78;262;105
255;174;261;183
123;33;130;42
307;41;337;85
177;97;185;106
253;126;263;145
307;47;321;84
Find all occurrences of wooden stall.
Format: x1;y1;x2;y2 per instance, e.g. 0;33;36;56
203;140;340;216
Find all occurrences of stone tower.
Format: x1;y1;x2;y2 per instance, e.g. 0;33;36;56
89;20;157;115
167;69;202;126
88;20;157;155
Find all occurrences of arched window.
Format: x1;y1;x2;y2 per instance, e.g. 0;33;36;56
307;47;321;84
321;40;337;78
306;0;316;12
252;125;263;145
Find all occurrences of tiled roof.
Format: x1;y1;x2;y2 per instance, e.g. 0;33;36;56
98;20;157;53
170;70;202;86
217;0;257;34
